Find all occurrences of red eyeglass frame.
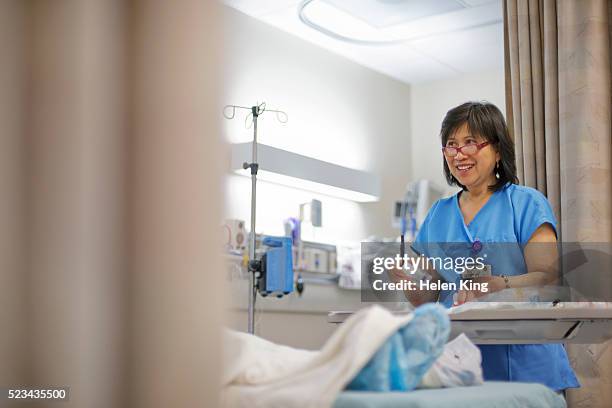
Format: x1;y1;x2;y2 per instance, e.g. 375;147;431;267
442;141;490;157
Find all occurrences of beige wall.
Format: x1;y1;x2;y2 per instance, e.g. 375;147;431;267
221;6;416;349
410;69;506;194
222;6;413;242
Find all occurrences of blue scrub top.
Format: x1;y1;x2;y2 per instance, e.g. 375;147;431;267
414;183;579;391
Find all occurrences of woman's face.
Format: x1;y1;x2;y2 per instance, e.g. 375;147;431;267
444;123;500;191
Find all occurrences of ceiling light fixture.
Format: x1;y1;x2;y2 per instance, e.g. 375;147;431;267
298;0;405;46
231;142;380;202
298;0;502;46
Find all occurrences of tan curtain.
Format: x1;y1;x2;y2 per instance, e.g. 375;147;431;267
0;1;224;407
505;0;612;407
504;0;563;221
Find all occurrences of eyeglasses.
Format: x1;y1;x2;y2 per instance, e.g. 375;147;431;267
442;141;490;157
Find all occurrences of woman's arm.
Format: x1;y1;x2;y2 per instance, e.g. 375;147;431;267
455;223;559;304
505;222;559;288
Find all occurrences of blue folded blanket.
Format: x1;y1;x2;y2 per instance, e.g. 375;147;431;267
345;303;450;392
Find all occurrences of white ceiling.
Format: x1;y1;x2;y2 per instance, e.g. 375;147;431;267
222;0;504;84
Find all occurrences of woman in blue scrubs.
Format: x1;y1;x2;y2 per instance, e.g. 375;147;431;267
396;102;579;392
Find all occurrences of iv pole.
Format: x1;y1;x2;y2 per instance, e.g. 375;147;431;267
223;102;287;334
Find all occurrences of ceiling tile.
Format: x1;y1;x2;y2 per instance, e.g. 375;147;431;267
323;0;466;28
222;0;301;18
222;0;504;84
460;0;499;6
410;22;503;73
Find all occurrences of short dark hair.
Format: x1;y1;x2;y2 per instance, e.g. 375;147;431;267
440;101;518;192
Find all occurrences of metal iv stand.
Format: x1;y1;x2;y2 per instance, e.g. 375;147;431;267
223;102;288;334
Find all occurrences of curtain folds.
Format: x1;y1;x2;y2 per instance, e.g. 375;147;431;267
0;1;224;407
505;0;563;223
505;1;612;407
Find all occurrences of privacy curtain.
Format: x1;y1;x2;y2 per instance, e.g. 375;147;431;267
0;1;225;407
504;0;612;407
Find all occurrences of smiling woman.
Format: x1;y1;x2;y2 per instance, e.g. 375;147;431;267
399;101;580;393
440;102;518;193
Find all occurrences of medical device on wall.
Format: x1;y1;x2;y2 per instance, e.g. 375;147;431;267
223;219;247;252
394;180;444;262
300;199;322;227
393;180;444;234
284;209;337;293
296;199;322;281
223;102;291;334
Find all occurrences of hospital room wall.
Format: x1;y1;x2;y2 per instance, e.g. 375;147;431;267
220;7;506;349
221;6;413;349
221;6;413;243
409;69;506;195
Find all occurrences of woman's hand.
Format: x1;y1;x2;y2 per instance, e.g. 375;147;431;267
453;276;505;306
387;264;412;284
387;263;440;307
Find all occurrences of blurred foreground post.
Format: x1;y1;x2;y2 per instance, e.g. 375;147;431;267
0;1;224;407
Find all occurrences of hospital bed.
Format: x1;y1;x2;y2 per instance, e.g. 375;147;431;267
329;303;612;408
334;382;565;408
